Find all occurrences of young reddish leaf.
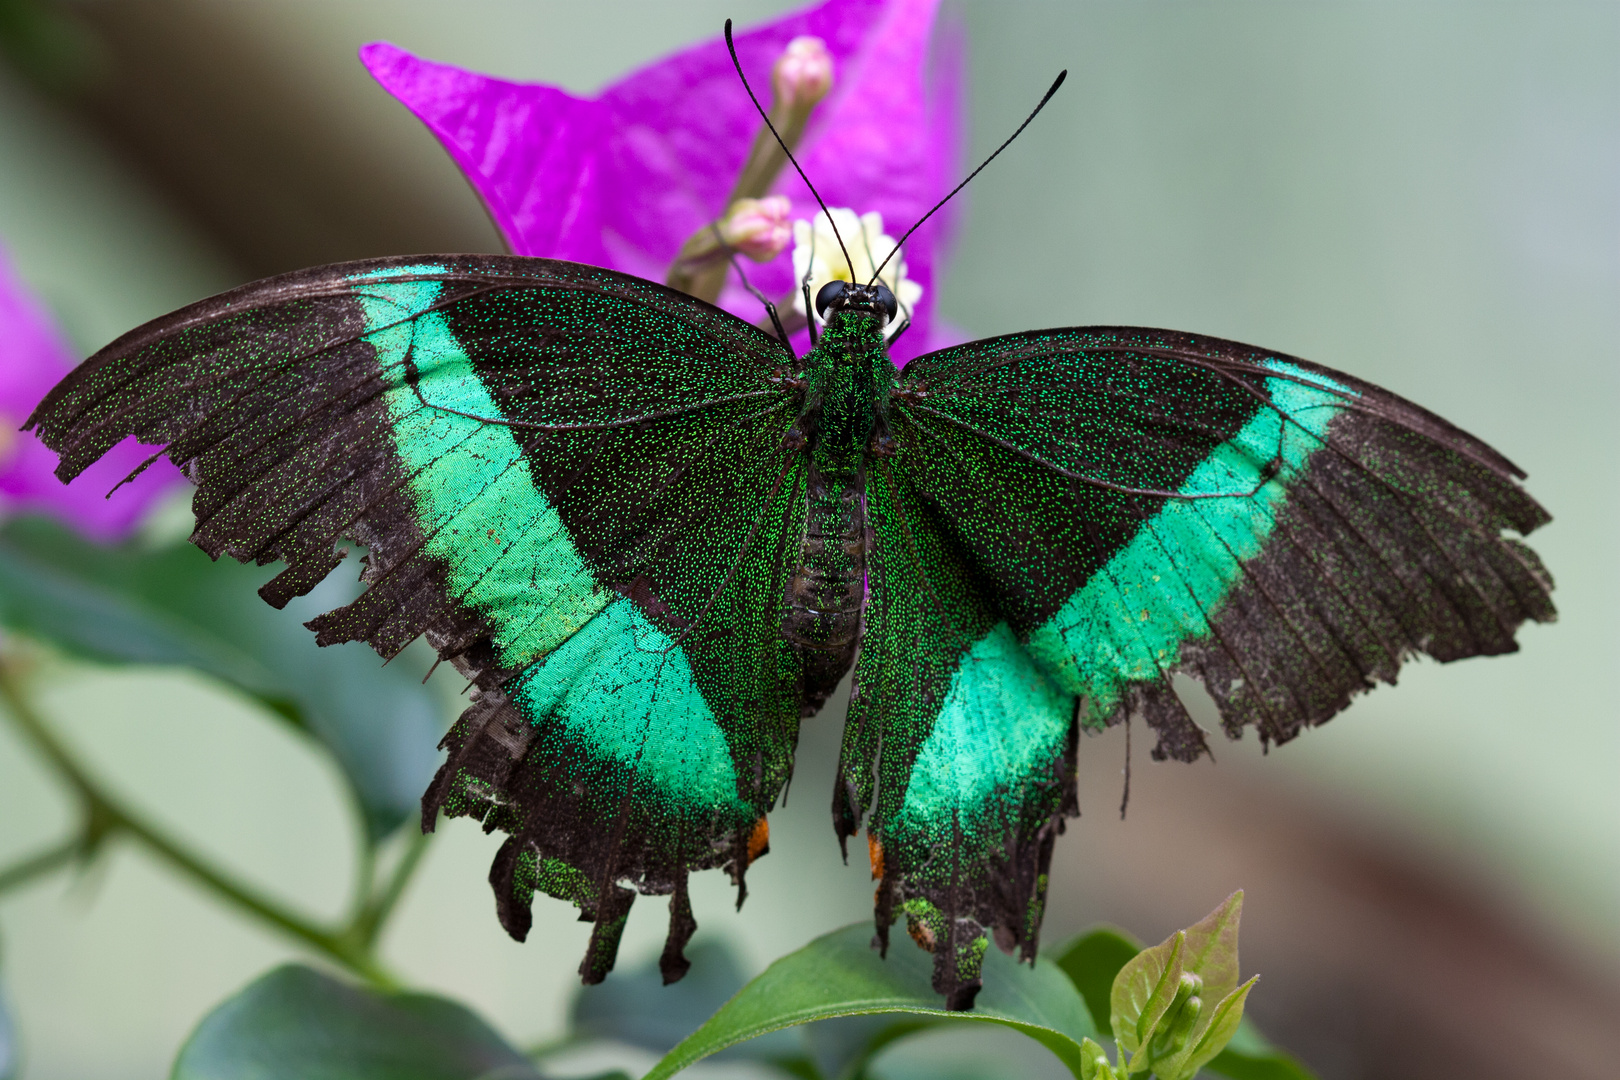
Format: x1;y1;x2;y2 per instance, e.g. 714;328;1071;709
1109;928;1185;1068
1178;890;1244;1007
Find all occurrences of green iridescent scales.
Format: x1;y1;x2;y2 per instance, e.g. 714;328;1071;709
345;264;801;977
851;341;1370;998
26;254;1553;1009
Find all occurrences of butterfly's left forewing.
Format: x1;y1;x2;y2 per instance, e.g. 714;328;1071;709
28;255;807;982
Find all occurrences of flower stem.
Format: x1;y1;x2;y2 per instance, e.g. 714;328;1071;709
0;652;400;989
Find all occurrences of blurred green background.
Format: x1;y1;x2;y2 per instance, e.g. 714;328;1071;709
0;2;1614;1078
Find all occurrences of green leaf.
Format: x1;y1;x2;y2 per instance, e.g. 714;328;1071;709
0;518;444;839
1109;928;1184;1068
1206;1018;1318;1080
1153;975;1258;1080
1050;927;1141;1039
570;938;926;1079
569;940;798;1061
0;528;283;696
1177;890;1242;1008
171;964;539;1080
642;922;1096;1080
0;0;103;94
802;1014;943;1080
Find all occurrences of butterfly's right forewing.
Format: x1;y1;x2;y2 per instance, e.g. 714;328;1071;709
844;323;1552;1010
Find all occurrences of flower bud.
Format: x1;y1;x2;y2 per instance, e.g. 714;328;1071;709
1148;973;1206;1065
666;36;832;300
1079;1037;1119;1080
772;36;833;111
718;196;792;262
1173;996;1202;1051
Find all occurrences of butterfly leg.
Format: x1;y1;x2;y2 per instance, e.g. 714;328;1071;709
763;298;792;353
727;250;794;353
802;281;819;347
885;315;912;348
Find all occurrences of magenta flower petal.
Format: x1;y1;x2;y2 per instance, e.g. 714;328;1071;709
0;251;182;542
362;0;963;363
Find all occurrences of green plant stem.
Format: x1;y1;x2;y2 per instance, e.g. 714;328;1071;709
0;653;400;989
349;828;378;927
0;834;78;894
352;828;430;950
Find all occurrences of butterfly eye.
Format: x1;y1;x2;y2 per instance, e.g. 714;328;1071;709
873;283;898;325
815;280;848;320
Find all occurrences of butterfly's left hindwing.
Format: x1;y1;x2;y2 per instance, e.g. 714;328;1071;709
848;325;1552;1007
27;254;805;983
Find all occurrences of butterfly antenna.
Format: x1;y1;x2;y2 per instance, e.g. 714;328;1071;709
870;69;1068;285
724;19;855;282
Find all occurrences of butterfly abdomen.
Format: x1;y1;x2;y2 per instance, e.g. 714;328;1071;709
781;310;893;715
782;460;870;715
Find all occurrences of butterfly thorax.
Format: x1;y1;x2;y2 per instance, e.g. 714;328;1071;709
781;309;895;715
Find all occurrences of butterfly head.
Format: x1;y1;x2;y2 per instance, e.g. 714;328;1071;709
814;279;898;331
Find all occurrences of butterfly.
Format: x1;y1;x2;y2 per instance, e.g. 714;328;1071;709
24;52;1553;1012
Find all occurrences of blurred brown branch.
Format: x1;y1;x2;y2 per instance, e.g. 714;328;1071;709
40;0;502;279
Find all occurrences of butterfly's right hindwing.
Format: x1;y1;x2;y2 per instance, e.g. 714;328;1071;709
28;254;806;983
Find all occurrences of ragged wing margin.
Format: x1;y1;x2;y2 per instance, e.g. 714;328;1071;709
837;452;1081;1010
25;253;804;983
840;323;1553;1008
894;325;1554;763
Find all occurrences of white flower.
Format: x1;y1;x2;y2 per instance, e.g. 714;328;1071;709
790;207;922;339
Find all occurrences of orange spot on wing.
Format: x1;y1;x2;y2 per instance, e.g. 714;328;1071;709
867;831;884;880
746;818;770;865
